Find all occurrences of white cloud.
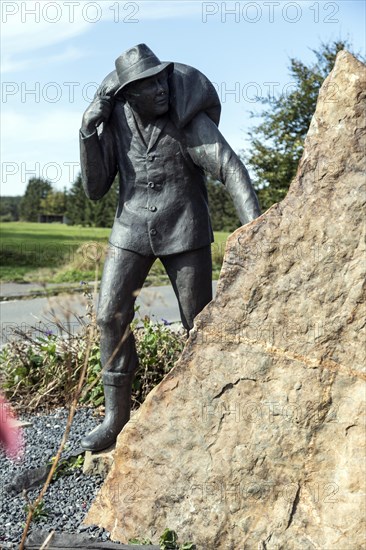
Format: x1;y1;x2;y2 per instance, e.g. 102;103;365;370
1;14;89;54
1;1;91;74
0;1;212;74
1;1;203;52
1;46;86;74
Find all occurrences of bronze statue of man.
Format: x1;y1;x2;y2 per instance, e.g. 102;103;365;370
79;44;260;451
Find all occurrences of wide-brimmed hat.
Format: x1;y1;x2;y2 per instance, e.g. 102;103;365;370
114;44;173;96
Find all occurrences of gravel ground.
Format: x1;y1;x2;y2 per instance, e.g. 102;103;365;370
0;407;115;548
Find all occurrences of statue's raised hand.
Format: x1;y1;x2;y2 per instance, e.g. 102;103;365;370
81;96;113;136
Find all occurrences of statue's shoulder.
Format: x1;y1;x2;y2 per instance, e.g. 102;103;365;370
169;63;221;129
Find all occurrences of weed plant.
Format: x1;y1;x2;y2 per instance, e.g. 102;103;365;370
0;285;185;413
23;500;48;523
129;528;196;549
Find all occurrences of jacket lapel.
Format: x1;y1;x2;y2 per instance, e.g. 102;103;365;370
124;103;147;152
147;115;169;152
124;103;169;153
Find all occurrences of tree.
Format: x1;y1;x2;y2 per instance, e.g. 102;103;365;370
66;173;118;227
245;40;362;212
40;189;67;216
20;178;52;221
66;174;89;225
206;176;241;232
93;177;119;228
0;196;22;221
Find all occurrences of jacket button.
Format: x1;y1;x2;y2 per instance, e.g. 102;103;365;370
150;229;157;236
148;181;155;188
149;206;157;212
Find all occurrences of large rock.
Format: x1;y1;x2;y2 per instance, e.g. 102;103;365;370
85;51;366;548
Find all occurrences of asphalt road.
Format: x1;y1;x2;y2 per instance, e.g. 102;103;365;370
0;283;217;345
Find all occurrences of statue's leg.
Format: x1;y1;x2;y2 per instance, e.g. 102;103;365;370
81;245;155;451
161;245;213;332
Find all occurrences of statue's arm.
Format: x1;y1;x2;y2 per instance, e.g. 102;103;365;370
185;112;261;225
79;77;118;200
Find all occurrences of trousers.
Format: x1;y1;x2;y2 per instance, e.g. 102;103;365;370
96;244;213;374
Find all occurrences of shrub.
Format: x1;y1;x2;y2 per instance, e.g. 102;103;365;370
132;311;185;408
0;285;185;413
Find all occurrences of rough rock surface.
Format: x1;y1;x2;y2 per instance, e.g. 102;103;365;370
83;447;115;478
85;51;366;549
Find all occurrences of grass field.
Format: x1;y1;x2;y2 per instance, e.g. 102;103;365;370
0;222;230;284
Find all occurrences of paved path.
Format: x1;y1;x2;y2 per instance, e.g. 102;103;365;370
0;282;217;345
0;281;85;300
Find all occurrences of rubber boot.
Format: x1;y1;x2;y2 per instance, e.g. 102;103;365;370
81;371;134;452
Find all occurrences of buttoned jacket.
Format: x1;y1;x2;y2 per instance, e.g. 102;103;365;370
80;65;260;256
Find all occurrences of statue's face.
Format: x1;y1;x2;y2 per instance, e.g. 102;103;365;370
124;71;169;119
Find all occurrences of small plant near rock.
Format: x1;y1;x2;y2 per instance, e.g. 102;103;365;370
49;453;85;480
131;308;185;408
159;528;179;549
160;528;196;550
129;529;196;549
23;499;48;522
1;284;185;413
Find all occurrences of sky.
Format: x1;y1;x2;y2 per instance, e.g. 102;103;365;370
1;0;365;196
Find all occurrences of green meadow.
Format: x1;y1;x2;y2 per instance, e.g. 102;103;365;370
0;222;230;284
